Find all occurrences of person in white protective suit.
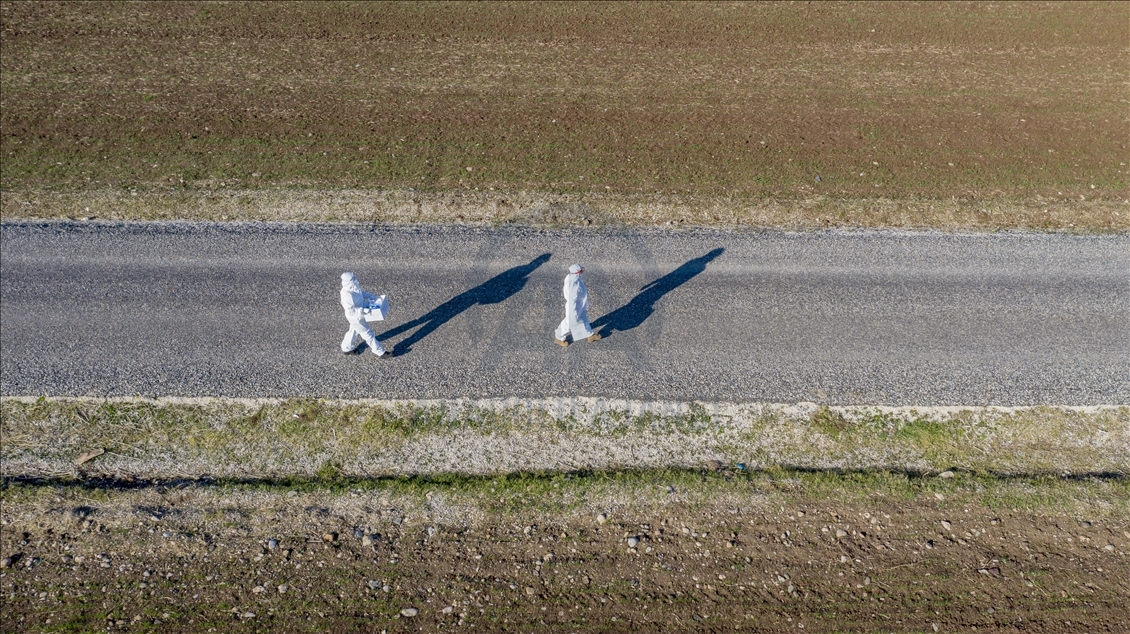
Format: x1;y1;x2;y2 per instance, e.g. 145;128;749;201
339;272;388;357
554;263;602;347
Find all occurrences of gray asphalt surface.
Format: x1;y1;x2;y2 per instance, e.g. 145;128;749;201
2;221;1127;405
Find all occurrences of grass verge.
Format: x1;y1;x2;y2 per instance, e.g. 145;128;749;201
3;188;1126;231
3;397;1125;481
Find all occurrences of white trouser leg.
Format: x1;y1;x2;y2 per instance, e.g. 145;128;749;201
341;328;363;352
569;307;594;340
555;317;572;341
344;318;385;355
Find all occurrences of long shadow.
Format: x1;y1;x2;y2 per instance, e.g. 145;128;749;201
378;253;551;355
591;247;724;339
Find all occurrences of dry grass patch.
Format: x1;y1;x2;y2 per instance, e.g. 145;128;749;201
3;188;1125;230
2;397;1125;481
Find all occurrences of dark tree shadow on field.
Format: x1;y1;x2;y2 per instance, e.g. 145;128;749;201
591;248;724;339
378;253;552;355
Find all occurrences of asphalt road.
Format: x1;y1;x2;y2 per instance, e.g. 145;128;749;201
2;221;1127;405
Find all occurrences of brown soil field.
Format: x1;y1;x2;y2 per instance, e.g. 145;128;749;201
2;473;1128;634
1;1;1127;228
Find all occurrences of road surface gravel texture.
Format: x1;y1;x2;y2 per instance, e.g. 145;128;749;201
1;221;1126;406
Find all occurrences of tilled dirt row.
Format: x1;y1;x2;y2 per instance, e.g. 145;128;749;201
2;484;1127;633
2;2;1125;221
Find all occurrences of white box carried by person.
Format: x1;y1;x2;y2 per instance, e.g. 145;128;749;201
362;295;389;322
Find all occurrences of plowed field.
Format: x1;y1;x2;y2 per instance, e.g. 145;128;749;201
1;1;1126;228
2;472;1128;634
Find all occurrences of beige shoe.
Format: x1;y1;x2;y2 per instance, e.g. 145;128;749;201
554;338;569;347
586;333;602;343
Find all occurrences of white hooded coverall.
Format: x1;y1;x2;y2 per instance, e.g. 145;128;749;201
555;264;594;342
340;272;386;356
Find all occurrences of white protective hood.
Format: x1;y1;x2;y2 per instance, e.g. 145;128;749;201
563;264;588;311
340;272;365;315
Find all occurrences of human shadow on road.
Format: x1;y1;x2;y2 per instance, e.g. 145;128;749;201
591;248;724;339
378;253;552;355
